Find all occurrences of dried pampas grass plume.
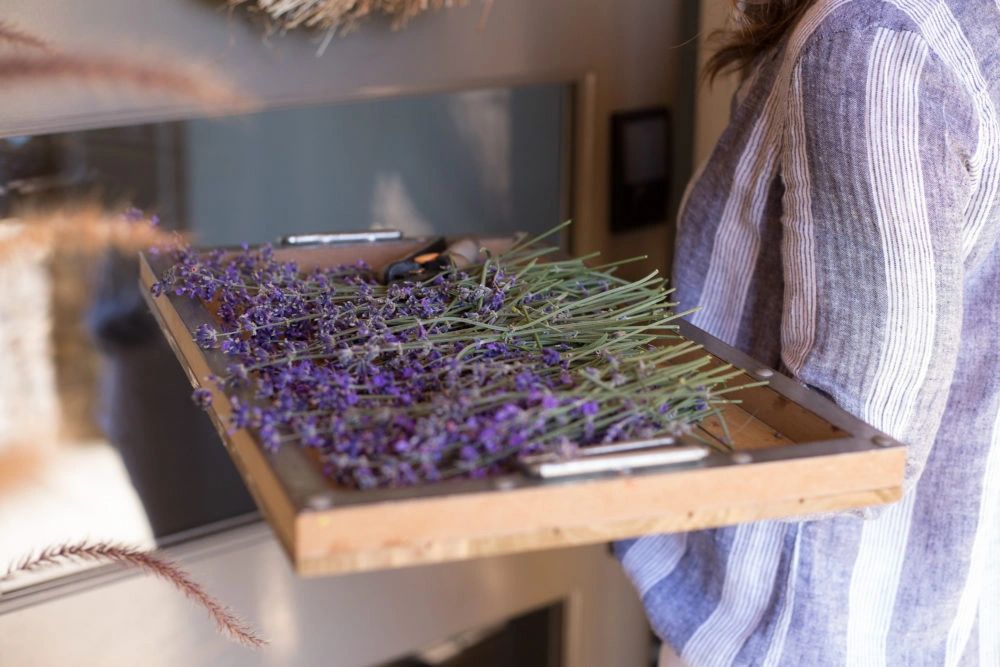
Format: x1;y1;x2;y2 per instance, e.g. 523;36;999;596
0;55;249;111
0;206;188;440
4;542;267;649
232;0;476;33
0;21;249;112
0;204;183;260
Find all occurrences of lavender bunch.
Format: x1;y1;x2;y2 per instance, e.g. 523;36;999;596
153;224;746;489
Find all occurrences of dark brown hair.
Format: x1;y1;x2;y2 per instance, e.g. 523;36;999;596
704;0;816;82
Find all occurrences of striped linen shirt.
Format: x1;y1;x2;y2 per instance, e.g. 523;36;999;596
615;1;1000;665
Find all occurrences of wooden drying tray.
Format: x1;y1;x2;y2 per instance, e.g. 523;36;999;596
139;233;905;577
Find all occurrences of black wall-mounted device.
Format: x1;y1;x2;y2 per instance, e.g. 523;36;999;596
610;107;671;232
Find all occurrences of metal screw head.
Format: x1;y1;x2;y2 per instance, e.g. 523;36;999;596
306;493;335;511
731;452;753;465
754;367;774;380
872;435;896;448
494;477;517;491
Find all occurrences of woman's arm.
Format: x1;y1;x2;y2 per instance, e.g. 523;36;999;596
779;25;977;489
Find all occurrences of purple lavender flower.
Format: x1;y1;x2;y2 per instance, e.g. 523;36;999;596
227;363;249;383
151;229;727;490
194;324;219;349
191;388;213;409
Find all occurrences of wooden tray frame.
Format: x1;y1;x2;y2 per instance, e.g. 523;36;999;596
139;237;905;576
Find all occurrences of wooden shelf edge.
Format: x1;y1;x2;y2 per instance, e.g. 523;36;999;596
293;446;904;576
293;484;902;576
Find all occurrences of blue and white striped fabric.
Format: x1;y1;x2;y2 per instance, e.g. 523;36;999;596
616;1;1000;664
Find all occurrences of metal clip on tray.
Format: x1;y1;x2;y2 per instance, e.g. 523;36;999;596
520;437;708;479
278;229;404;246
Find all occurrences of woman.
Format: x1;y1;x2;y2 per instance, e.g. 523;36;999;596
615;0;999;665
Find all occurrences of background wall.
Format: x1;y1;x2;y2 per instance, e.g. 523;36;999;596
184;84;566;245
694;0;740;167
0;5;717;665
2;0;700;277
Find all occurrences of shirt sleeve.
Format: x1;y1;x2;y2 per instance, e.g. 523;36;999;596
778;26;976;490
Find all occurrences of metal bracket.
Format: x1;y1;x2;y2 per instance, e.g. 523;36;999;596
519;436;708;479
278;229;403;246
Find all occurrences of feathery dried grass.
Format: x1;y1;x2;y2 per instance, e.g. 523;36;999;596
4;541;266;649
0;205;181;261
233;0;468;32
0;20;249;110
0;206;184;440
0;54;249;111
0;21;51;52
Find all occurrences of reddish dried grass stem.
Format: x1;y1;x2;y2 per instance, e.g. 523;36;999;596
0;21;50;52
0;55;248;110
4;542;266;649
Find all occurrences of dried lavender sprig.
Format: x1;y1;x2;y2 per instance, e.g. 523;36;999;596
154;224;748;489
